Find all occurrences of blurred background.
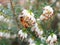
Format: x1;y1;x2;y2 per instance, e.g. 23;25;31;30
0;0;60;45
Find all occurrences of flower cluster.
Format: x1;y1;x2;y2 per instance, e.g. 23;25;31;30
0;32;10;39
19;9;43;39
31;23;43;38
0;15;5;21
46;34;57;45
18;8;56;45
0;15;13;29
40;6;54;21
18;30;28;40
19;9;36;28
56;1;60;8
28;38;36;45
0;31;17;39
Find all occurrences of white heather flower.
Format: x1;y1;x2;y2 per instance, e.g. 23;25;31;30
0;32;4;37
43;6;53;14
21;33;24;39
28;38;34;43
36;29;43;36
6;19;10;23
2;10;5;13
22;9;34;17
41;37;46;41
3;33;10;39
4;18;10;23
28;38;36;45
18;30;22;34
56;2;60;8
0;3;2;6
4;18;7;22
18;30;27;39
18;30;24;38
37;18;40;21
11;34;17;39
31;26;35;32
22;9;28;16
57;13;60;20
0;15;4;21
40;30;43;35
52;34;57;41
30;0;35;4
0;32;11;39
46;34;57;43
49;42;54;45
31;23;38;31
24;33;28;38
40;6;54;21
50;0;56;3
31;23;43;38
46;35;51;42
22;9;35;22
38;30;43;38
29;42;36;45
40;15;46;20
18;30;23;38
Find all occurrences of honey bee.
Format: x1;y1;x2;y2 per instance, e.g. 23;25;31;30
20;16;30;28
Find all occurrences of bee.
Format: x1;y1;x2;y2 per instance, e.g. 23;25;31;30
20;16;30;28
